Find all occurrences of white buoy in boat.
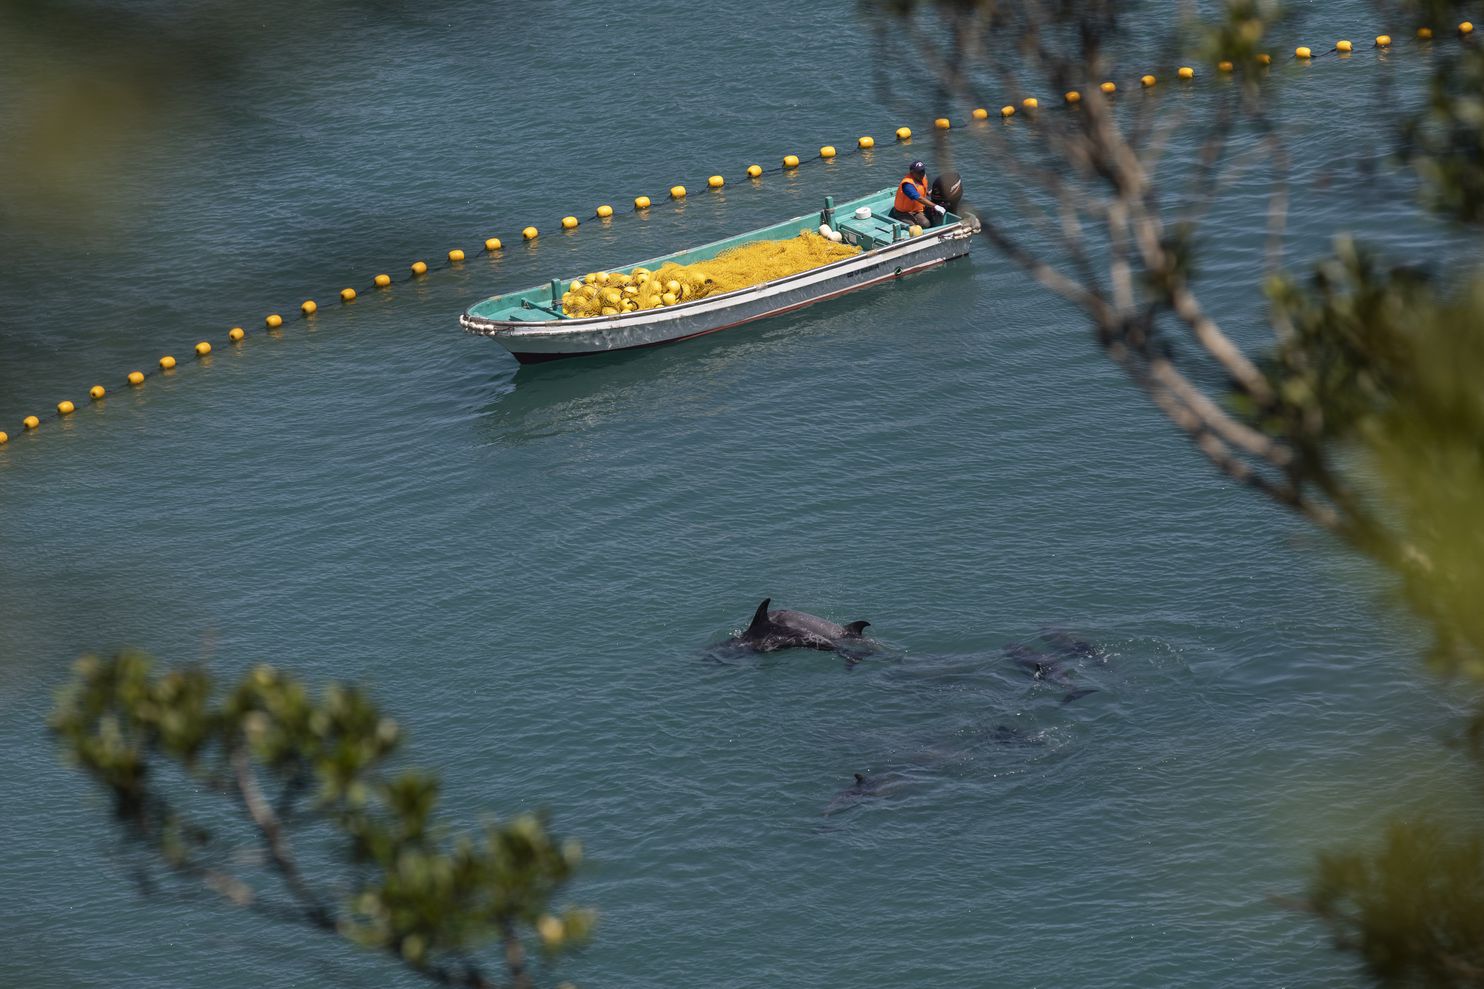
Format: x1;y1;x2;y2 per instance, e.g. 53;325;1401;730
818;223;833;237
827;229;843;243
855;207;872;219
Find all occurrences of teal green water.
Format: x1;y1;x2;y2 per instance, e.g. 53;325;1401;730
2;4;1479;987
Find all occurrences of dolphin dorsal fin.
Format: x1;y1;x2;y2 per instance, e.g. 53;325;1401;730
843;620;870;637
746;598;773;637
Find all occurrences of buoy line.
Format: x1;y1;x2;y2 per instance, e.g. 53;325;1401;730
2;22;1476;452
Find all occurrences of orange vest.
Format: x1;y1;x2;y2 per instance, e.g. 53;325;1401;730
894;175;929;214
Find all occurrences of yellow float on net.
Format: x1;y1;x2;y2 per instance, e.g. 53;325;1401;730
1065;90;1082;104
783;155;800;168
1418;26;1434;39
483;238;502;252
194;341;211;356
375;273;393;286
1376;34;1392;46
908;224;924;236
1022;97;1038;110
58;400;75;415
1101;81;1117;94
266;314;283;328
0;431;8;444
895;126;912;140
89;385;106;400
341;288;357;302
127;371;145;386
449;248;466;261
301;299;317;314
1257;52;1273;64
411;260;429;274
1462;22;1475;35
562;216;579;229
934;117;951;130
1001;105;1015;118
708;175;725;188
819;146;836;159
159;355;176;370
596;204;614;218
1337;39;1353;52
23;416;39;430
1141;74;1157;87
1178;66;1195;79
229;327;245;341
634;196;651;209
857;136;874;149
522;227;539;240
746;164;763;178
1296;46;1312;58
670;185;687;199
972;107;989;120
1218;59;1234;72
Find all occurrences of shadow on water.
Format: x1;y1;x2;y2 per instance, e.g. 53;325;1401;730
467;255;979;447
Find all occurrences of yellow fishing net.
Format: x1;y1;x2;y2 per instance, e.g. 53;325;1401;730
560;230;860;318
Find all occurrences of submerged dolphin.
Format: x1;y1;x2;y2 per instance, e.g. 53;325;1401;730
731;598;871;654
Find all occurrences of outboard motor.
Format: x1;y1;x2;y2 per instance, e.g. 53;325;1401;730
930;171;964;214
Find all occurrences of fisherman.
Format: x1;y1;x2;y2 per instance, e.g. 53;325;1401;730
888;160;947;228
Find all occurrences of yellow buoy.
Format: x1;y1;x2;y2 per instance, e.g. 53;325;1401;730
896;126;912;140
194;341;211;356
635;195;651;209
229;327;245;342
1257;52;1272;64
1218;59;1234;72
708;175;725;188
670;185;687;199
596;205;614;218
90;385;106;400
857;135;875;149
1141;74;1157;87
562;215;579;228
0;432;8;445
1462;21;1475;35
1376;34;1392;46
783;155;800;168
23;416;39;430
1022;97;1038;110
1101;81;1117;94
340;287;357;302
411;260;429;274
375;272;393;286
1178;66;1195;79
1065;90;1082;104
522;227;539;240
266;314;283;328
301;299;317;314
1337;39;1353;52
127;371;145;386
159;355;176;370
746;164;763;178
819;146;836;159
1296;46;1312;58
934;117;951;130
1419;26;1435;39
58;400;75;415
908;224;923;236
1001;105;1015;118
484;238;503;252
972;107;989;120
449;248;466;261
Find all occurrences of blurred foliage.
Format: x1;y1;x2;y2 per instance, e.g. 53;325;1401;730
870;0;1484;985
51;652;592;989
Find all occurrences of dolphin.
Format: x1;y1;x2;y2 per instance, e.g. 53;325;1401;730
732;598;871;654
821;771;909;816
1041;629;1101;661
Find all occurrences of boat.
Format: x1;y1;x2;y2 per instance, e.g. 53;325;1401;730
458;186;978;364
